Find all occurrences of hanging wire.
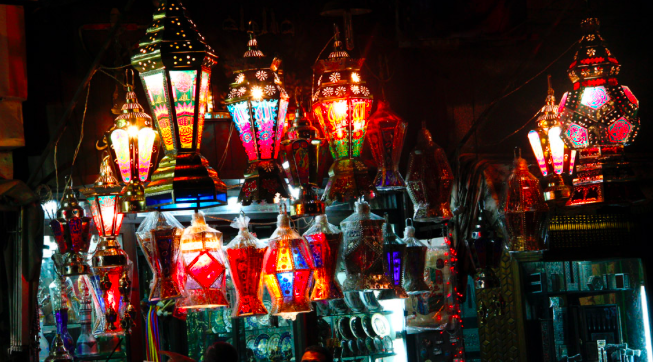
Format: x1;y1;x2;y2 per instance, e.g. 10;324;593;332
99;68;126;87
218;122;235;171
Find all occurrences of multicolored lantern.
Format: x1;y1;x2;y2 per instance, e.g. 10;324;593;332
150;215;183;300
311;26;375;204
280;107;329;216
503;148;549;253
225;30;291;205
90;261;133;335
339;200;392;291
131;0;227;210
401;220;430;294
224;215;269;318
379;214;408;300
559;18;641;205
178;211;229;309
303;214;344;301
135;211;184;301
468;206;502;289
527;76;575;202
366;100;407;191
262;207;315;320
104;71;160;213
405;123;454;222
48;276;74;354
49;188;92;276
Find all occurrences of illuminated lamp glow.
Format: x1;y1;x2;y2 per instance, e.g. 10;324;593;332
351;72;360;83
251;86;263;100
565;123;589;148
569;150;577;175
528;130;548;176
608;118;632;143
548;127;565;175
333;100;348;117
110;129;131;183
580;86;610;109
138;127;156;182
558;92;568;114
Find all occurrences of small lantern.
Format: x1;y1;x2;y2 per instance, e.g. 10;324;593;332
225;29;291;205
90;261;133;334
311;26;375;204
224;215;269;318
178;211;229;309
339;200;392;291
366;100;408;191
150;215;184;300
379;214;408;300
48;276;75;354
135;211;184;301
280;107;328;216
45;335;74;362
468;206;502;289
401;220;430;294
131;0;227;210
504;148;549;253
71;277;98;355
405;123;454;222
49;187;92;276
104;70;160;213
262;207;315;320
303;214;344;301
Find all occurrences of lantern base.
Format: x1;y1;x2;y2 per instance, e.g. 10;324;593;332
61;252;90;276
271;301;313;321
177;289;229;309
342;272;393;292
232;295;269;318
373;169;406;191
378;286;409;300
311;278;345;301
92;238;128;268
289;186;325;217
543;173;571;202
474;268;500;289
323;158;376;205
121;179;147;213
145;153;228;210
239;160;290;205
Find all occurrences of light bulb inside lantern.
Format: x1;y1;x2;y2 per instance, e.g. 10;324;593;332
332;100;348;119
548;126;565;175
528;130;547;176
127;126;139;138
351;72;360;83
251;86;263;100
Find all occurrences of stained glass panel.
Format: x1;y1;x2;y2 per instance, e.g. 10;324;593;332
350;99;372;157
197;70;211;150
137;127;156;182
252;99;279;160
608;118;632;143
565;123;590;148
580;86;610;109
144;73;175;151
275;98;289;158
528;130;547;176
110;129;131;183
169;70;198;149
228;102;258;161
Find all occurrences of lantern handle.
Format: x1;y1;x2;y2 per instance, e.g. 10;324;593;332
124;69;136;89
405;218;413;228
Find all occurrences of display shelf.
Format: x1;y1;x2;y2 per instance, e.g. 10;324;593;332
320;311;393;318
546;288;633;297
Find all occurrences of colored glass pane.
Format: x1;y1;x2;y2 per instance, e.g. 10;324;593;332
608;118;632;143
97;195;119;237
565;123;589;148
170;70;198;149
558;92;568;114
291;244;310;270
622;86;639;107
276;272;294;301
312;105;337;160
528;130;547;176
548;127;566;175
351;99;372;157
226;247;268;316
387;250;403;286
110;129;131;183
580;86;609;109
323;100;349;158
137;127;156;182
569;150;577;175
252;99;279;160
144;73;174;151
89;199;102;236
197;70;211;150
228;102;258;161
187;251;223;289
275;98;289;158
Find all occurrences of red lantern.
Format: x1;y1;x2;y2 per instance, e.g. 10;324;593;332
366;100;407;191
49;188;92;276
303;214;344;301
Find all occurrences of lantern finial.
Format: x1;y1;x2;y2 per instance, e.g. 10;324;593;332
244;21;265;58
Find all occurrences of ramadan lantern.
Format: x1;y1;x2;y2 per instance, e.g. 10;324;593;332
90;261;134;335
178;211;229;309
339;200;392;291
559;18;641;205
379;214;408;300
504;148;549;253
405;123;454;222
45;334;74;362
131;0;227;210
224;214;269;317
135;211;184;301
225;29;291;205
366;100;407;191
468;206;502;289
104;70;160;213
262;207;315;320
72;277;98;355
48;276;74;354
303;214;344;301
49;187;92;276
150;214;184;300
401;219;430;294
311;26;375;204
527;76;575;202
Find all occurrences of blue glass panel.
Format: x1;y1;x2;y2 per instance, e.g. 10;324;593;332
292;245;309;270
276;272;294;301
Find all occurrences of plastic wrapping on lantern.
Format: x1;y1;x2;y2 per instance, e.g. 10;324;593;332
303;214;344;301
150;219;184;300
224;215;269;318
340;200;392;291
70;276;98;356
136;211;184;301
178;211;229;309
90;260;133;335
401;221;430;294
49;188;93;276
366;100;408;191
262;209;315;320
48;276;75;354
379;215;408;300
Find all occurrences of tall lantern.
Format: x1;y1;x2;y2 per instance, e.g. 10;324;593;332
366;100;408;191
262;207;315;320
527;76;575;202
280;107;328;216
303;214;344;301
468;206;502;289
49;188;92;276
379;214;408;300
311;26;375;204
131;0;227;210
405;123;454;222
225;30;291;205
104;71;160;213
178;211;229;309
559;18;641;206
401;220;431;294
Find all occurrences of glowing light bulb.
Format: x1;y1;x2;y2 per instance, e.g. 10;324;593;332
333;101;348;118
528;130;547;176
548;126;565;175
351;72;360;83
251;86;263;100
128;126;139;138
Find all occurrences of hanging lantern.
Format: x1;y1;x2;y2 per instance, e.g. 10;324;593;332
150;215;184;300
131;0;227;210
303;214;344;301
90;261;134;335
225;28;291;205
405;123;454;222
527;76;575;202
401;220;430;294
178;211;229;309
379;214;408;300
468;206;502;289
262;207;315;320
280;106;328;216
504;148;549;253
49;187;92;276
559;18;641;205
48;276;75;354
135;211;184;301
311;25;375;204
224;215;269;318
366;100;407;191
104;70;160;213
72;277;98;355
339;200;392;291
